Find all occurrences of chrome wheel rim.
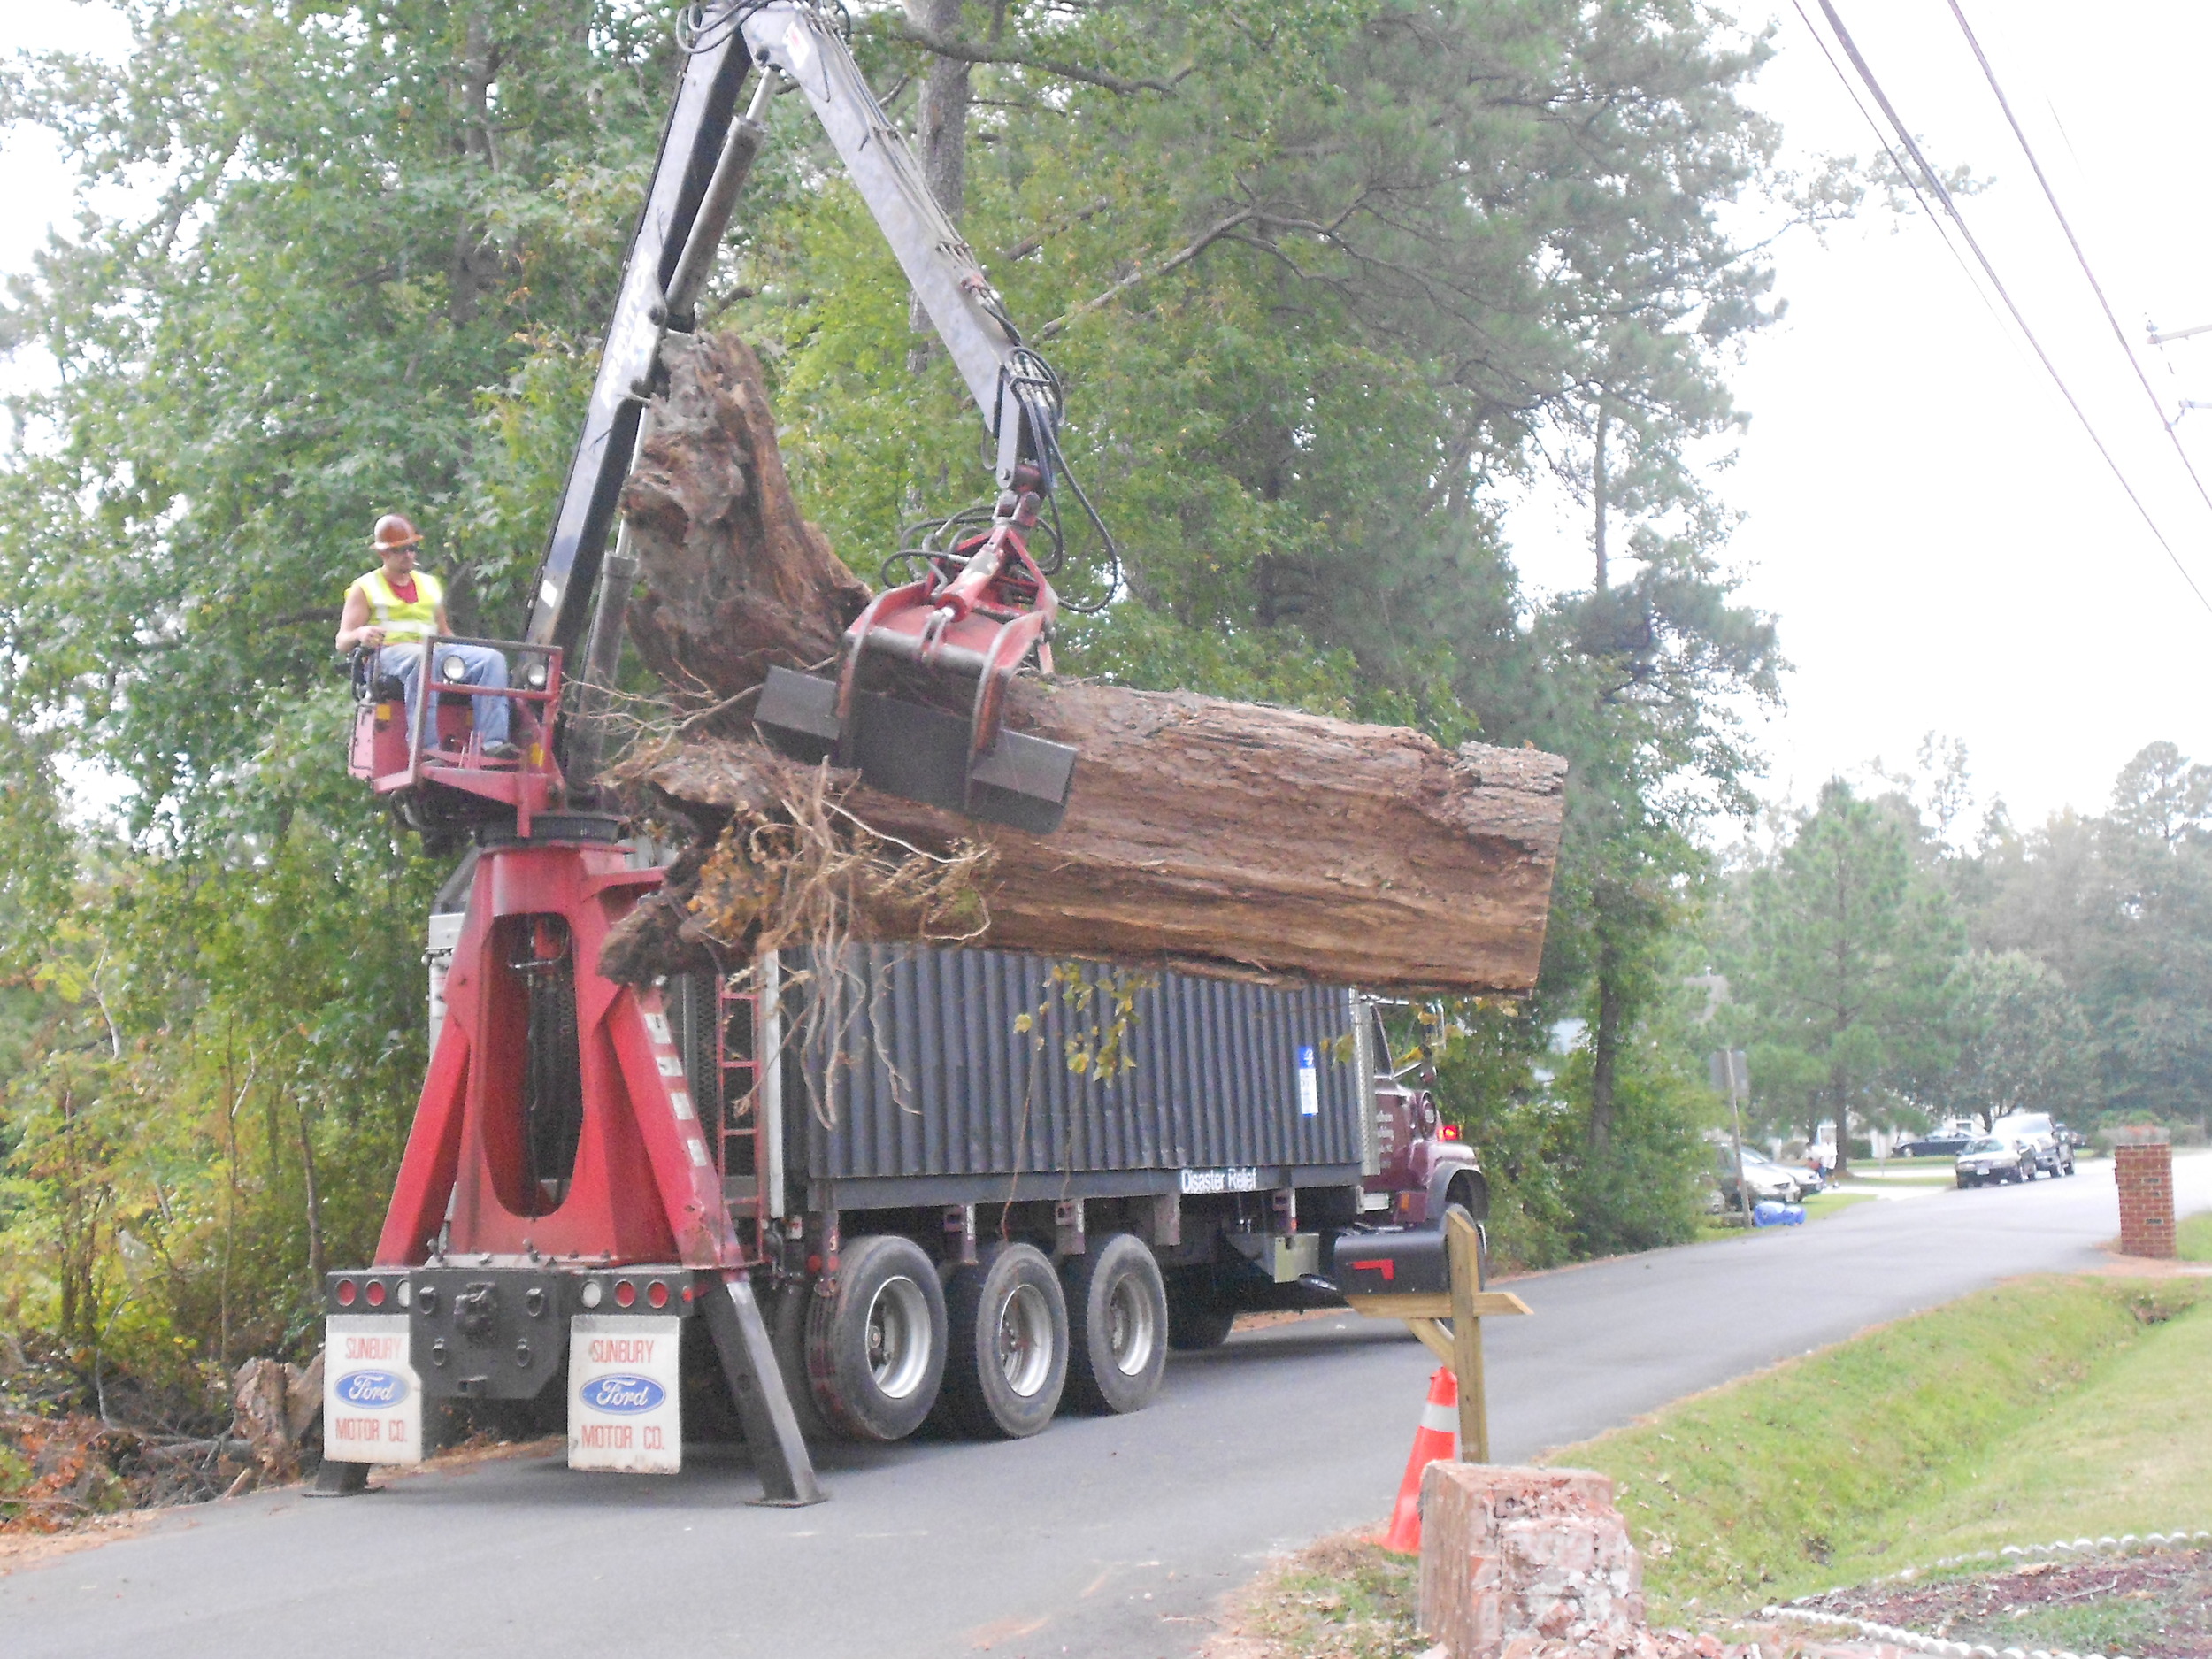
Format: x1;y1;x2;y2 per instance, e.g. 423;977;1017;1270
996;1282;1054;1397
1106;1273;1158;1378
864;1275;933;1401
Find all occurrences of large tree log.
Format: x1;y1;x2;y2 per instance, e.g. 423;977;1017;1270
610;334;1568;995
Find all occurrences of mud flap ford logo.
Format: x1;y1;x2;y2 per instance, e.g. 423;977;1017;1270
580;1374;666;1415
334;1369;411;1408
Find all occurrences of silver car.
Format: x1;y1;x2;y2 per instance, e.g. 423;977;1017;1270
1990;1111;2075;1178
1955;1134;2036;1187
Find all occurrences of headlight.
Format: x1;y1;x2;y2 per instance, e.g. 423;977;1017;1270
440;654;468;682
526;662;549;689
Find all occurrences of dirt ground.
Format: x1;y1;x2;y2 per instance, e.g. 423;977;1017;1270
1797;1549;2212;1659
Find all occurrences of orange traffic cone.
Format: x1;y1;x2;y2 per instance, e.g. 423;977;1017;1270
1380;1366;1459;1554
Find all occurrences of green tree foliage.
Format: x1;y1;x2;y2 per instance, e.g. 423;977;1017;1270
1720;780;1962;1170
1974;742;2212;1133
1713;741;2212;1156
0;0;1813;1394
1930;949;2088;1131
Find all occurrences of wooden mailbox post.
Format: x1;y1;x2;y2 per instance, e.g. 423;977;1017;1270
1343;1208;1530;1461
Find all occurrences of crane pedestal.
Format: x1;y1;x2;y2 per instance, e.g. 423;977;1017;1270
320;827;819;1505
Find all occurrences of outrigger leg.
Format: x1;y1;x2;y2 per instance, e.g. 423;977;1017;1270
698;1270;824;1507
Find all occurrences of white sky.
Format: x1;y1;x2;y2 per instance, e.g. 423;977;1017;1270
6;2;2212;832
1507;0;2212;834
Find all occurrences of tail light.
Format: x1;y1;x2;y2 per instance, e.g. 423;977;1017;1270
647;1280;670;1310
334;1278;357;1307
614;1279;636;1309
365;1279;388;1307
1439;1124;1463;1141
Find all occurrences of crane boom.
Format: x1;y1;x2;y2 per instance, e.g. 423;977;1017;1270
521;22;755;658
740;3;1060;491
501;0;1076;831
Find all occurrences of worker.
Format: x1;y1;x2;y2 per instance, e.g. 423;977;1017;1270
336;513;518;758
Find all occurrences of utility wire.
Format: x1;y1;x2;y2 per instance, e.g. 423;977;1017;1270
1787;0;2007;338
1811;0;2212;617
1945;1;2212;519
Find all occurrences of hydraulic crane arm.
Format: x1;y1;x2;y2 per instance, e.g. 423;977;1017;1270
522;20;757;661
739;3;1062;493
519;1;1079;831
524;2;1064;661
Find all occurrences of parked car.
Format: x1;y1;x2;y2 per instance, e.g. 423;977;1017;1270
1991;1111;2075;1178
1955;1134;2037;1187
1895;1127;1976;1159
1711;1146;1807;1209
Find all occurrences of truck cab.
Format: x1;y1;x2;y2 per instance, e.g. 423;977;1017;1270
1360;1000;1485;1229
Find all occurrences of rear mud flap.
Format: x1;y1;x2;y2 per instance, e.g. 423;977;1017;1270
323;1315;424;1467
755;666;1074;834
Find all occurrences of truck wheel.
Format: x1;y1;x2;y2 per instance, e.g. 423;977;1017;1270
1165;1287;1237;1352
768;1279;829;1440
804;1234;947;1442
1062;1234;1169;1415
935;1243;1069;1439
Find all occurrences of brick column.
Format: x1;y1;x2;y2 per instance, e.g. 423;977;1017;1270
2114;1127;2175;1259
1417;1464;1644;1659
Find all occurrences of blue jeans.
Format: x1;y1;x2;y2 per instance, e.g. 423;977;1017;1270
379;641;511;749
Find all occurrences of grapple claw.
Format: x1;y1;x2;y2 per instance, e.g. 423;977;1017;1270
752;490;1076;833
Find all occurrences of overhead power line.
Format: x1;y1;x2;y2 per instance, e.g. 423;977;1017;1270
1808;0;2212;618
1786;0;2009;338
1944;1;2212;526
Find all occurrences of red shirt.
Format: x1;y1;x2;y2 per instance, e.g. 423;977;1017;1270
387;573;419;603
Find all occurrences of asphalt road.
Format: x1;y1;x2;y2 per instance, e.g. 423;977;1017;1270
10;1153;2208;1659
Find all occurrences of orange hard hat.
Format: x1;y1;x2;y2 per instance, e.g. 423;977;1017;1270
371;512;421;551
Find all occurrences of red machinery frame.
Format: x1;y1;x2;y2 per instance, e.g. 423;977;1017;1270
835;491;1058;786
348;636;565;837
373;839;752;1271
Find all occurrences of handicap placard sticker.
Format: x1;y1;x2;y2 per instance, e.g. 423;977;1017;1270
569;1315;683;1473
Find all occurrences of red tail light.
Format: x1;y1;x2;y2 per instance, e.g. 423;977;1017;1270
614;1279;636;1308
335;1279;357;1307
1439;1124;1463;1141
647;1279;670;1309
365;1279;388;1307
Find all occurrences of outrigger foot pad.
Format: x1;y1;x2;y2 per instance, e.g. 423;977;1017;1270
307;1459;373;1498
755;666;1075;835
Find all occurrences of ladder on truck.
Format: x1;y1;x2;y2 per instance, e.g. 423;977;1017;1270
713;974;771;1260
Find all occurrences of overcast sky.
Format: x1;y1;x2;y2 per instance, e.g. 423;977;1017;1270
6;2;2212;835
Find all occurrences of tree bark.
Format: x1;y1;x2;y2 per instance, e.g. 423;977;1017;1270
610;333;1568;995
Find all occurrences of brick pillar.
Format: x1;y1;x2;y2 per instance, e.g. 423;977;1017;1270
1417;1464;1644;1659
2114;1127;2175;1259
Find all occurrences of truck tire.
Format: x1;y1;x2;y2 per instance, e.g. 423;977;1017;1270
1062;1234;1169;1415
804;1233;947;1442
768;1279;830;1440
935;1243;1069;1439
1165;1285;1238;1352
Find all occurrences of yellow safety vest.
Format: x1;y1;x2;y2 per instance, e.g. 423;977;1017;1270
352;568;444;645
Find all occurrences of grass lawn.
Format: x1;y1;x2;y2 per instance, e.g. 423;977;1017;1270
1539;1276;2212;1621
1800;1190;1879;1221
1696;1189;1878;1240
2179;1208;2212;1262
1210;1532;1421;1659
1218;1274;2212;1654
